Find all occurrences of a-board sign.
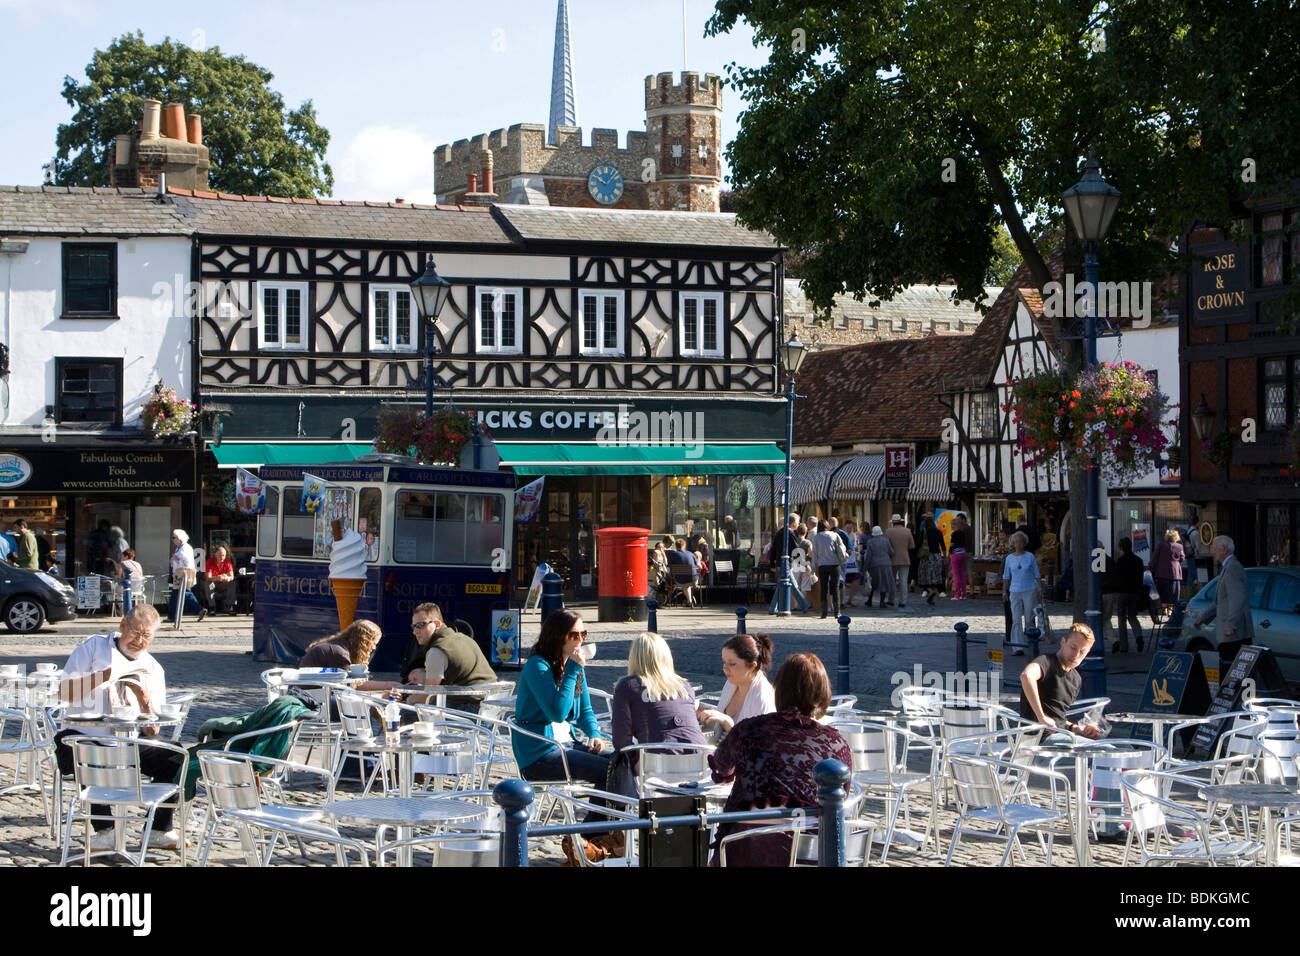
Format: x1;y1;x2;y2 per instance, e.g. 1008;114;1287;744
1136;651;1211;717
1191;645;1289;757
490;609;521;668
524;563;549;612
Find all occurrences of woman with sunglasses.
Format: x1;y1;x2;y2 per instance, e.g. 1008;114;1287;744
512;608;611;785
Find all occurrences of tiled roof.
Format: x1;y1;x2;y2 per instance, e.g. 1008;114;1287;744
793;334;976;444
167;188;513;244
0;185;193;235
492;205;779;249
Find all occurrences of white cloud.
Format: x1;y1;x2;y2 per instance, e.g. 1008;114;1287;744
333;125;436;204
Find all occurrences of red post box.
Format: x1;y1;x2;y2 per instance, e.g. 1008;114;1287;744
595;527;651;623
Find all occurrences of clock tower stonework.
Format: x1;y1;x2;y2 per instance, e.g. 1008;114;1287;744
434;71;723;213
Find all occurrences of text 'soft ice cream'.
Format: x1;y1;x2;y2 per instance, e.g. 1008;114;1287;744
329;530;367;579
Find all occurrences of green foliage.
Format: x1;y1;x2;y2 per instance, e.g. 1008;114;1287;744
53;32;333;197
706;0;1300;318
986;225;1019;286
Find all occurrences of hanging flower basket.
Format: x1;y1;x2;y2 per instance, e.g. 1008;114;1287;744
1005;361;1171;489
142;380;194;439
374;405;479;466
1203;429;1238;470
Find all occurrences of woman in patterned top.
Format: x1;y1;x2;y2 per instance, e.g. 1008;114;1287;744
708;653;852;866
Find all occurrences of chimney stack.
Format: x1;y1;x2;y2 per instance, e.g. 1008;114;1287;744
141;100;162;140
162;103;188;142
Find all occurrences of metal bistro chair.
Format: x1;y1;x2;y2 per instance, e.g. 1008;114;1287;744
718;816;876;867
196;750;365;866
1120;760;1264;866
330;689;388;794
0;704;61;839
831;719;938;862
551;785;644;867
945;753;1073;866
618;742;716;799
505;717;580;823
373;789;525;868
59;735;190;867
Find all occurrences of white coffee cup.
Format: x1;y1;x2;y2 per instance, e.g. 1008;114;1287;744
159;703;182;719
410;721;438;741
111;704;132;720
576;643;596;663
35;662;57;674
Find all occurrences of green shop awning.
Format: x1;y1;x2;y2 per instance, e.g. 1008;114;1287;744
496;443;787;477
209;442;375;469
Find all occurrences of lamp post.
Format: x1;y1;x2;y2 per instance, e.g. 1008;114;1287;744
775;334;808;617
1062;152;1121;698
409;256;452;417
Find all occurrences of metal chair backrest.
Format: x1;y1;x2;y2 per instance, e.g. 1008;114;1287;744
899;686;943;717
334;690;376;739
941;702;995;745
831;721;897;776
199;751;264;813
1258;734;1300;784
631;743;715;792
71;736;144;798
948;754;1003;811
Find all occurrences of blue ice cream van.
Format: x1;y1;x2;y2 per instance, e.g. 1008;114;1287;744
252;454;515;671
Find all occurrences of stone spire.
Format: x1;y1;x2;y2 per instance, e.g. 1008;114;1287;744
548;0;577;145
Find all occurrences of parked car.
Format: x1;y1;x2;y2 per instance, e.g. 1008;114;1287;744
0;566;77;633
1171;566;1300;682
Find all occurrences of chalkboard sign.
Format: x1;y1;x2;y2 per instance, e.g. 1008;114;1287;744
1190;645;1289;757
1136;651;1211;716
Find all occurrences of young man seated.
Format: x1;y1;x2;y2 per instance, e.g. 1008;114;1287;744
1018;623;1103;738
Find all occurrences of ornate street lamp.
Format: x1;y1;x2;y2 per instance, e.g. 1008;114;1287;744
775;333;808;617
1191;394;1216;442
1062;151;1120;698
409;256;453;416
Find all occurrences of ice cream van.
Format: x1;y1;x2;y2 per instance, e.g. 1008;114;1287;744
252;454;514;671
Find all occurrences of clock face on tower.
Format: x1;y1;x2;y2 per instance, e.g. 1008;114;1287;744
586;164;624;205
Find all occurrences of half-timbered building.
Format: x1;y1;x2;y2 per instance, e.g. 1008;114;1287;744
1181;201;1300;569
170;192;787;596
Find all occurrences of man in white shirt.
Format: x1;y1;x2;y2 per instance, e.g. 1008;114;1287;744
55;605;182;850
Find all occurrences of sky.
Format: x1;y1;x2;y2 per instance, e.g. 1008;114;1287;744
0;0;769;202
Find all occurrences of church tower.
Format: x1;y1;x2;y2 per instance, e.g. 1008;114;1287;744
548;0;577;146
644;72;723;212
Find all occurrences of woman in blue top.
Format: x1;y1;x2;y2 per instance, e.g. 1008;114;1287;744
513;609;611;785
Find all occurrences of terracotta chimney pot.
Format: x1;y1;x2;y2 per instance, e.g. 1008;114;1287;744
186;113;203;146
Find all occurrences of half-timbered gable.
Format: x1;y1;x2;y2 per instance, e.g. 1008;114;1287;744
174;195;781;414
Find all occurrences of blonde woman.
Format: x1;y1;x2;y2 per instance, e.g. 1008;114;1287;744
300;619;396;691
612;632;707;753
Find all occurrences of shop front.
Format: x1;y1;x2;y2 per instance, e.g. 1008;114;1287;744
0;441;197;590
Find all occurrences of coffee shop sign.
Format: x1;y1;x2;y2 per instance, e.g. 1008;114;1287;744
0;454;33;489
472;404;705;449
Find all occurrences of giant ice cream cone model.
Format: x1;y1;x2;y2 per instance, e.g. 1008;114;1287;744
328;519;367;629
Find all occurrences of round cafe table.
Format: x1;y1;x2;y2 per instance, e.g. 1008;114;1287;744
1105;712;1203;750
322;795;487;867
1199;783;1300;866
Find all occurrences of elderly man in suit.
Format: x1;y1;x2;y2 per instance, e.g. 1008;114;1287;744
1195;535;1254;665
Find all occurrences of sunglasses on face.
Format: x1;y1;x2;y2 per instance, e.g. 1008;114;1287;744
412;620;436;630
567;629;588;639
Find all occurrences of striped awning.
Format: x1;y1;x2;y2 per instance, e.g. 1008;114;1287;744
906;452;952;502
790;456;855;506
826;455;885;500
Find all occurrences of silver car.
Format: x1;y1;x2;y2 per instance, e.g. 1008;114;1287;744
1172;566;1300;682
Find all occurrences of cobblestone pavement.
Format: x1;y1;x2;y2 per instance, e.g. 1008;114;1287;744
0;595;1165;866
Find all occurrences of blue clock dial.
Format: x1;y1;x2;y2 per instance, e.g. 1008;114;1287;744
587;164;624;205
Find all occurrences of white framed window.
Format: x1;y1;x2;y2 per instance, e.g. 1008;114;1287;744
679;292;725;358
370;285;416;351
256;282;309;350
579;291;624;356
476;287;523;355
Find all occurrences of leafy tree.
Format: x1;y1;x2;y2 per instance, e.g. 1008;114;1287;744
985;224;1019;287
707;0;1299;617
53;32;333;197
706;0;1299;313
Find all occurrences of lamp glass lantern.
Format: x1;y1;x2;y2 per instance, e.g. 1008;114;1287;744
1061;154;1122;244
1191;395;1215;442
779;334;808;376
409;255;452;322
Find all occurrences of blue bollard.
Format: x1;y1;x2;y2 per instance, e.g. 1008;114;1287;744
494;778;535;867
836;614;851;696
539;571;564;623
122;565;133;615
647;599;658;634
954;621;970;673
1026;625;1041;661
735;606;747;635
815;759;851;867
